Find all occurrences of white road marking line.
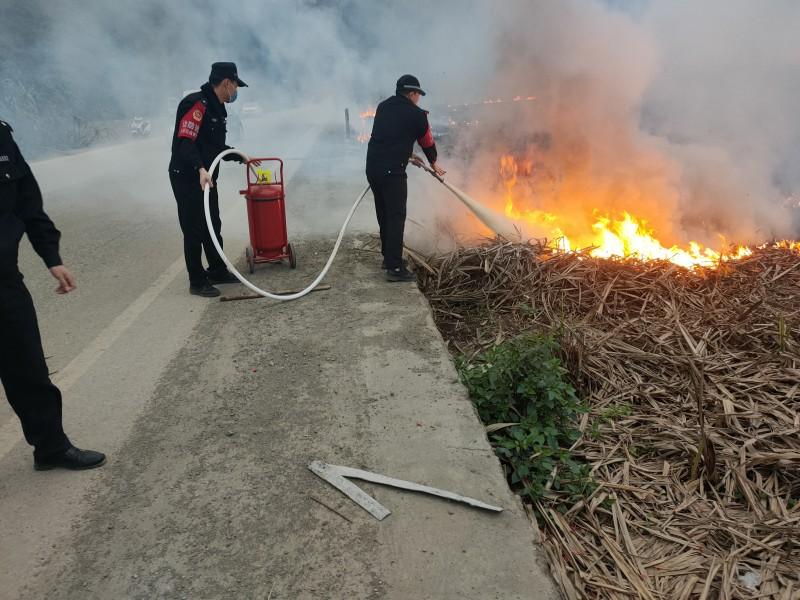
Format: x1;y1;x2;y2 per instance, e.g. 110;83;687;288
0;257;185;462
0;126;320;462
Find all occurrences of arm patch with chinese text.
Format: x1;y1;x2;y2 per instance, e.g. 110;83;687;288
177;101;206;140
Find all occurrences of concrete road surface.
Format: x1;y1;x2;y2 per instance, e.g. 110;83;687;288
0;109;558;599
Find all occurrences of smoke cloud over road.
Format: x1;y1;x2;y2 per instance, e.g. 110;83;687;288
2;0;798;244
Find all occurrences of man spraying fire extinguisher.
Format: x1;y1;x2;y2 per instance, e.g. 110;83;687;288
366;74;447;282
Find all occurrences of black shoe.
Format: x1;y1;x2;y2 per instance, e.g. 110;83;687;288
385;267;416;282
190;282;221;297
207;270;239;285
382;259;405;270
34;447;106;471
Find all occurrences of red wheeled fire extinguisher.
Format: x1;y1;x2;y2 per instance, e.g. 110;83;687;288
239;158;296;273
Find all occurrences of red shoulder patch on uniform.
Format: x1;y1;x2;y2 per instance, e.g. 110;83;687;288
177;101;206;141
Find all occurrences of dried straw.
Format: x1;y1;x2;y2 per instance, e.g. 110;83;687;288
415;241;800;599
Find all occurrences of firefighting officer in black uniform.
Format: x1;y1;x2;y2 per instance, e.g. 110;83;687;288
169;62;255;297
366;74;446;281
0;119;106;471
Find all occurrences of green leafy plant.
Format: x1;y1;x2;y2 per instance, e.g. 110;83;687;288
457;333;593;504
600;403;632;421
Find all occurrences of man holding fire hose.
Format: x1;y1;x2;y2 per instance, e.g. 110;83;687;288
168;62;257;298
366;74;447;282
0;119;106;471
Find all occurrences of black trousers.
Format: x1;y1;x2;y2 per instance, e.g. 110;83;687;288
0;276;71;460
367;174;407;270
169;172;227;285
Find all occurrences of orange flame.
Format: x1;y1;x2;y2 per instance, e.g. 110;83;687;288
356;107;376;143
496;154;792;268
587;213;752;268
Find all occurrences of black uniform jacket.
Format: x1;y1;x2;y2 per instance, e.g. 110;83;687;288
366;94;438;179
168;82;241;178
0;120;61;280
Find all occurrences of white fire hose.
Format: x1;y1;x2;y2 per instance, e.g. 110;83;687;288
203;148;516;302
204;148;369;301
409;155;519;239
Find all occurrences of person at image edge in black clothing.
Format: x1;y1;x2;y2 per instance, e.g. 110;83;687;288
0;119;105;471
366;74;447;282
168;62;258;297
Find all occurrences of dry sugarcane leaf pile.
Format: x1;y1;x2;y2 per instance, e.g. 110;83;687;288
415;242;800;599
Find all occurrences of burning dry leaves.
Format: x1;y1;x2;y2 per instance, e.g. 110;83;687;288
415;242;800;600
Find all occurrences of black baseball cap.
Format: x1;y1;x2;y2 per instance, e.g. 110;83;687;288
396;74;425;96
209;62;248;87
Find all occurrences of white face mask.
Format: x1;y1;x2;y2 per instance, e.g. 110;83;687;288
228;82;238;103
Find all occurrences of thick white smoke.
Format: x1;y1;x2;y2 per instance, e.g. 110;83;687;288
643;0;800;241
2;0;798;243
450;0;800;246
